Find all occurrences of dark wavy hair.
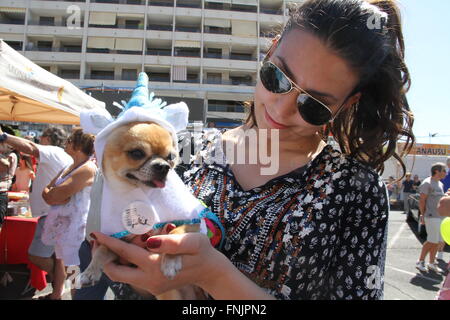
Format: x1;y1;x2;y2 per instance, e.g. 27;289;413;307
246;0;414;177
41;127;68;148
68;127;95;156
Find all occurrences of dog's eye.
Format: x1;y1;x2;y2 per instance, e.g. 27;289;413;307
127;149;146;160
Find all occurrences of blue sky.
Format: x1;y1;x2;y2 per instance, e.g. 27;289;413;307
401;0;450;144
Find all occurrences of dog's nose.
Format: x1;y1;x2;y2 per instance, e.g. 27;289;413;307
152;163;170;175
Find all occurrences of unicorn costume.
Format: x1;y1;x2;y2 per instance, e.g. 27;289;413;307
80;73;223;247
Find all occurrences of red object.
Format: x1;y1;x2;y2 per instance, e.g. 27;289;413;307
0;216;47;291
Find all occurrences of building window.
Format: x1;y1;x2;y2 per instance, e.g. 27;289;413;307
4;41;22;51
37;41;53;51
122;69;137;81
60;69;80;79
206;73;222;84
125;20;140;29
91;70;114;80
39;16;55;26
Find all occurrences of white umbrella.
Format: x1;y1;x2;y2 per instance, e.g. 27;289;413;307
0;39;105;125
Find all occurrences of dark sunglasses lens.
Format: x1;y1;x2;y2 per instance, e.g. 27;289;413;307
297;95;332;126
260;62;291;94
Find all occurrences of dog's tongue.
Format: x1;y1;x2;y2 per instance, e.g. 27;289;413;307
152;179;165;188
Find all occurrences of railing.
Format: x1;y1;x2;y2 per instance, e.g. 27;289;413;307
176;2;201;9
204;52;222;59
149;0;174;7
174;78;200;84
146;49;172;56
86;74;116;80
88;24;145;29
229;5;257;13
86;48;142;54
175;26;201;33
58;73;80;79
37;0;85;2
147;24;172;31
260;8;284;15
148;76;171;82
204;28;231;35
0;20;26;25
26;46;83;52
205;79;255;86
204;53;256;61
174;51;201;57
91;0;145;4
208;104;246;113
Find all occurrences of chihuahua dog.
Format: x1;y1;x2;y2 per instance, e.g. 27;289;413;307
78;121;205;299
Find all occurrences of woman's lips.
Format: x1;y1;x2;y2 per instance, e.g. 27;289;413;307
264;109;288;129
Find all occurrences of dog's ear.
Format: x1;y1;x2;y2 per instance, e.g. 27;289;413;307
161;102;189;133
80;109;114;135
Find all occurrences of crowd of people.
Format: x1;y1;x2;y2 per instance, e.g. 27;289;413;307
0;0;448;301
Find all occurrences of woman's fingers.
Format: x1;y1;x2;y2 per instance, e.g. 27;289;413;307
146;232;207;255
91;232;150;267
103;261;147;285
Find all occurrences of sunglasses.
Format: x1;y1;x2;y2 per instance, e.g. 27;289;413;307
259;60;345;126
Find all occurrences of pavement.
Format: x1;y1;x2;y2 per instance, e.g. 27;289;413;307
32;210;449;300
384;210;449;300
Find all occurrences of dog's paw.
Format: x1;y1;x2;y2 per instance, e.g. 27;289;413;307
78;268;102;288
161;255;182;280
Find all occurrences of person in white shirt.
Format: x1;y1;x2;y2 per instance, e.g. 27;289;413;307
0;126;72;283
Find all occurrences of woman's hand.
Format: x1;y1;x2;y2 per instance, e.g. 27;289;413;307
90;230;224;296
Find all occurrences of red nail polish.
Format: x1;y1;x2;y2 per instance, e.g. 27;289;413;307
90;233;97;240
141;234;150;242
146;238;162;249
166;223;176;233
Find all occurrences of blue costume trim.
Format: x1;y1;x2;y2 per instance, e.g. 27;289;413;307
198;207;226;250
153;218;201;230
111;230;131;239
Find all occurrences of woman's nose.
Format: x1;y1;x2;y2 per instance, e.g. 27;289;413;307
271;92;299;118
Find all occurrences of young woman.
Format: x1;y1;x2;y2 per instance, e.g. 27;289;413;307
39;128;96;300
92;0;414;300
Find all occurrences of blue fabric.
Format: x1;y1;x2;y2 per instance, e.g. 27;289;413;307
73;240;113;300
441;171;450;194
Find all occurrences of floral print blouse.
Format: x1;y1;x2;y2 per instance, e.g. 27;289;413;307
177;129;389;300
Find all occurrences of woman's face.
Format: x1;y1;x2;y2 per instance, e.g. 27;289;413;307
254;29;361;141
64;136;76;157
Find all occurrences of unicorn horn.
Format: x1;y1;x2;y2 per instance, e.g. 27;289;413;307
124;72;150;110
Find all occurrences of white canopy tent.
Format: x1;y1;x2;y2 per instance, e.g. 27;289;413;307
0;40;105;125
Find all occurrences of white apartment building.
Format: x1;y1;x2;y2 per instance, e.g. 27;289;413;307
0;0;303;127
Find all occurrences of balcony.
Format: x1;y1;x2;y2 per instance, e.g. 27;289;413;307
208;104;246;113
146;49;172;56
148;76;171;82
26;46;82;53
91;0;145;4
204;27;231;35
205;79;255;87
86;48;142;55
149;0;174;7
174;26;201;33
260;8;284;15
176;1;201;9
174;50;200;58
203;52;256;61
147;24;172;31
